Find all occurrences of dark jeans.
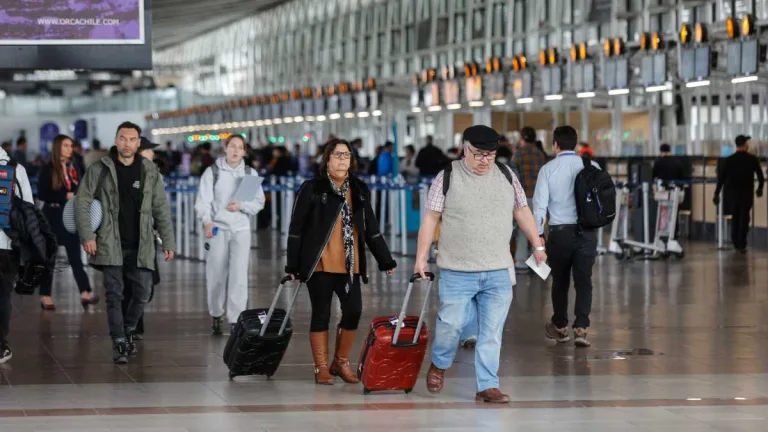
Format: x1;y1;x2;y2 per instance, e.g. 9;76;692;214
103;249;153;341
306;272;362;332
547;226;597;329
120;255;159;335
0;250;19;347
39;205;91;296
731;200;753;250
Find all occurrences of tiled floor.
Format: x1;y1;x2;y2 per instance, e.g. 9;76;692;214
2;233;768;430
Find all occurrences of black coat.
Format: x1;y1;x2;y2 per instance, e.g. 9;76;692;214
286;175;396;282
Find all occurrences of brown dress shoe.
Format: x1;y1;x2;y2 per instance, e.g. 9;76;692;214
309;332;334;385
475;388;510;403
426;363;445;394
329;327;359;384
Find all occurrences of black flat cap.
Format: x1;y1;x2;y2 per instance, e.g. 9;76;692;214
140;137;160;151
659;143;671;153
463;125;501;151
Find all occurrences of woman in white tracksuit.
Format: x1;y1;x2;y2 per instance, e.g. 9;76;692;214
195;135;265;335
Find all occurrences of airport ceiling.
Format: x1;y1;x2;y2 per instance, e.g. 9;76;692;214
152;0;289;50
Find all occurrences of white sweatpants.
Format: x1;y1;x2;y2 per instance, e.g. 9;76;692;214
205;228;251;323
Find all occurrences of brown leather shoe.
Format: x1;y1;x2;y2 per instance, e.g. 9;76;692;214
329;327;359;384
426;363;445;394
475;388;510;403
309;331;334;385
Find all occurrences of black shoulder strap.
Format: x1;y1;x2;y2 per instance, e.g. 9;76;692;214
582;155;592;168
211;164;219;185
495;161;515;186
442;162;453;196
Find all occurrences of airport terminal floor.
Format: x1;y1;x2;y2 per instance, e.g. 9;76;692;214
2;232;768;431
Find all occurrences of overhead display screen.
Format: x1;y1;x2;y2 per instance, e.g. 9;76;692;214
410;89;421;107
340;94;353;113
251;105;263;120
694;46;710;80
550;66;562;95
741;39;758;76
603;59;616;89
484;74;505;100
640;56;653;86
583;63;595;92
572;63;583;92
615;58;628;88
443;81;460;105
680;48;695;82
464;76;482;102
423;83;439;107
540;69;551;95
313;98;326;115
354;92;368;111
727;41;742;76
303;100;314;116
327;95;340;114
653;53;666;85
0;0;145;45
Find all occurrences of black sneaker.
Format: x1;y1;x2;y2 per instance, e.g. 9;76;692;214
545;322;571;343
212;317;223;336
0;345;12;364
125;333;138;356
113;341;128;365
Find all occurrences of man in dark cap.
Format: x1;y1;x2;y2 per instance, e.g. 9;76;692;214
652;143;684;182
511;126;548;273
714;135;765;252
414;125;545;403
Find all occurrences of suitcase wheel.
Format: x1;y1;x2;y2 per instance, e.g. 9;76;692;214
404;388;413;394
363;388;371;395
229;372;236;381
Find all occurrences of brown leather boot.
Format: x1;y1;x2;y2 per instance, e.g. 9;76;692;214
309;331;334;385
329;327;359;384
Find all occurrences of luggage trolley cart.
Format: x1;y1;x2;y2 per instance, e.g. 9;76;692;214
610;182;684;260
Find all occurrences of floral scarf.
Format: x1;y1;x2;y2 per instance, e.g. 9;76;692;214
327;172;355;283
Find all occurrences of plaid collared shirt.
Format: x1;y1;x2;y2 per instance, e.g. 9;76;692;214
426;159;528;213
512;144;548;198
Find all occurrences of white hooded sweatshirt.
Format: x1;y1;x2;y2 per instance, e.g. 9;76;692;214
195;158;266;233
0;148;34;250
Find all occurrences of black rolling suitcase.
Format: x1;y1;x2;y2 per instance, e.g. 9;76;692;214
223;276;302;380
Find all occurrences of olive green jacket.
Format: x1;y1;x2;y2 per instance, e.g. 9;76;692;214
75;155;176;270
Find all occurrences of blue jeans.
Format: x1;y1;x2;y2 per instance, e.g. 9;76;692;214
460;299;478;342
431;269;513;392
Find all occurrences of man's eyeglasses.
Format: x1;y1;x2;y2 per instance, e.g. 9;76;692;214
464;145;497;162
332;151;352;160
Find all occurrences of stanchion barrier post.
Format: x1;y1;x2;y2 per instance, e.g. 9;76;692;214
388;182;398;252
270;176;278;230
188;178;198;235
282;183;294;251
182;188;191;258
717;188;724;249
370;175;378;213
419;182;427;222
399;185;408;255
197;222;205;260
379;178;388;234
641;182;650;247
175;189;183;258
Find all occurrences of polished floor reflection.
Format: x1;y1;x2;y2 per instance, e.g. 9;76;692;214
1;234;767;430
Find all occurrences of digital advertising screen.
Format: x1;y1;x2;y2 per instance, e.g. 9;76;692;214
250;105;262;120
522;71;532;97
0;0;151;69
270;104;282;120
368;91;379;111
484;74;505;100
327;95;340;114
424;82;440;107
313;98;326;115
354;92;368;111
303;100;315;116
550;66;562;94
540;69;551;95
410;89;421;107
615;58;628;89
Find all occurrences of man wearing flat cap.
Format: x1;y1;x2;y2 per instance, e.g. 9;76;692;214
415;125;545;403
714;135;765;252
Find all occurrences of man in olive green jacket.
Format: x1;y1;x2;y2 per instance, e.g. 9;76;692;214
75;122;176;365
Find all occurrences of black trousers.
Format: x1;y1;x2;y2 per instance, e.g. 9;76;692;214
306;272;362;333
0;251;19;348
120;255;159;336
731;199;753;250
547;226;597;329
39;205;92;296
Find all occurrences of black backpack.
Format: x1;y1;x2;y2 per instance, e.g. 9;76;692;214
574;156;616;229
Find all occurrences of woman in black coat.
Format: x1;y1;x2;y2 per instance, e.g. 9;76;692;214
37;134;99;310
286;138;396;386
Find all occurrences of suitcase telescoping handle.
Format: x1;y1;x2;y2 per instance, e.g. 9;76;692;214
259;275;302;338
391;272;435;347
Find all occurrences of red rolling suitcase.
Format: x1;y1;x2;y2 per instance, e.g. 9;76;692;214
357;272;435;394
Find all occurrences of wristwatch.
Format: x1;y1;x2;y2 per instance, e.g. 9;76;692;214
533;246;546;252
